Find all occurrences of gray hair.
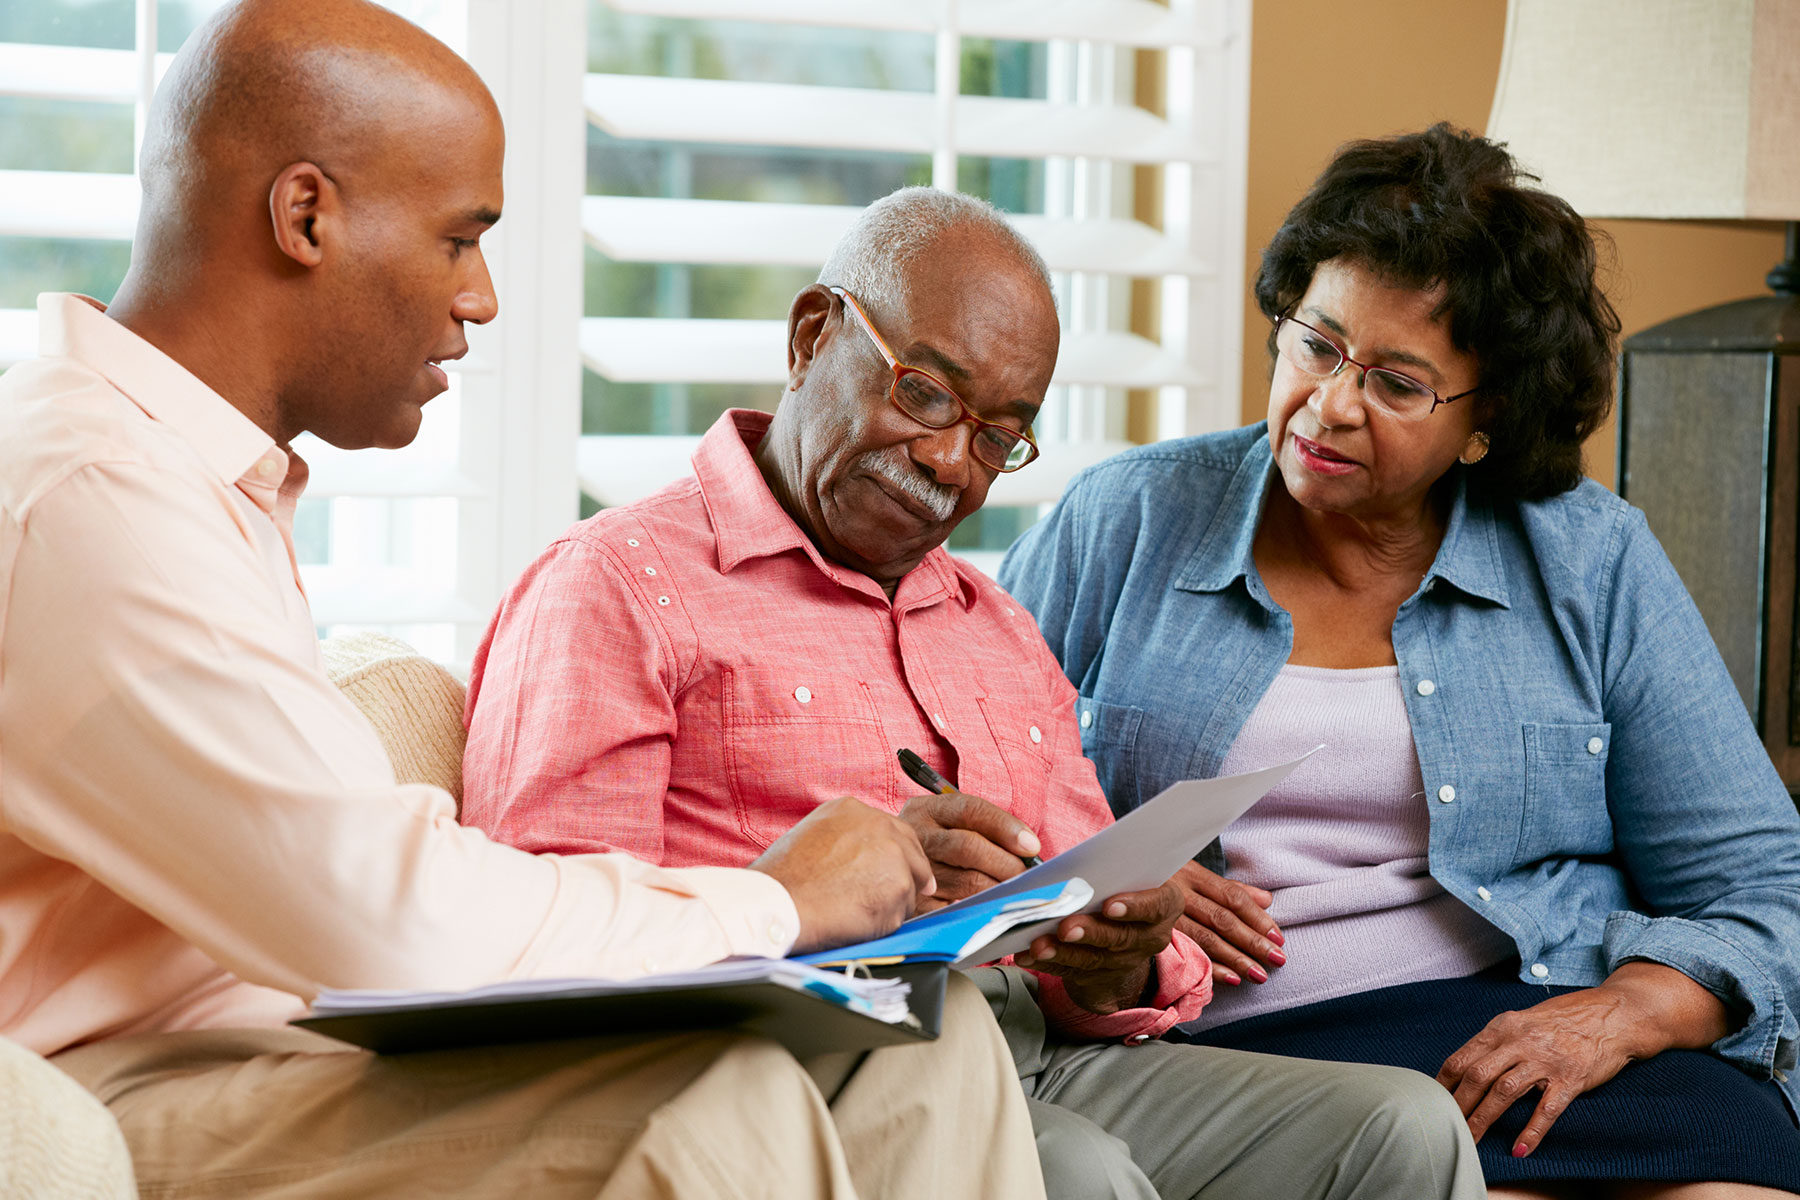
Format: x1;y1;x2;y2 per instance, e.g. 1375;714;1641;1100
817;186;1054;320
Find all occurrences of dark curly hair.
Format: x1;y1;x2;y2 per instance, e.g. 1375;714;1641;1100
1254;123;1620;500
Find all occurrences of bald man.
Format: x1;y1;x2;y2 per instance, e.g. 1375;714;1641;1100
0;2;1046;1197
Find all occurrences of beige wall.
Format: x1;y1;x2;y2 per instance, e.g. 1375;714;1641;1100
1241;0;1787;488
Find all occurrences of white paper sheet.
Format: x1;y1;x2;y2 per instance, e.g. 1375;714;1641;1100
946;748;1320;966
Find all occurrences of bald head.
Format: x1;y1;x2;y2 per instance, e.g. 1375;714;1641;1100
136;0;496;266
111;0;505;450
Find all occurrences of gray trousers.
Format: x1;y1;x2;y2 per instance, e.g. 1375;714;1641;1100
972;967;1487;1200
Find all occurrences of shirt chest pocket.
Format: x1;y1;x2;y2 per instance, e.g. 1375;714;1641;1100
1515;721;1613;865
1077;696;1145;815
723;666;890;849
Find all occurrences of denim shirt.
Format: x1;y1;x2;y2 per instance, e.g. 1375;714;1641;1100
999;422;1800;1102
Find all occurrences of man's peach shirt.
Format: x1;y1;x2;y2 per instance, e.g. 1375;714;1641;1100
0;295;799;1055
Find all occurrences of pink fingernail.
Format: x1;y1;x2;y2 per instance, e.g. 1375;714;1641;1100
1267;927;1286;946
1218;969;1242;986
1512;1143;1529;1159
1266;947;1287;966
1245;964;1268;984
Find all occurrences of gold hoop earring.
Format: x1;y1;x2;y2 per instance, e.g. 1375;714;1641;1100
1459;432;1490;466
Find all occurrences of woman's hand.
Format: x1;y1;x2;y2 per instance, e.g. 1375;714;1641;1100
1436;961;1732;1157
1170;861;1285;986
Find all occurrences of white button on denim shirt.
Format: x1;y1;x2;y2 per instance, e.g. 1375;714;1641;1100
999;423;1800;1109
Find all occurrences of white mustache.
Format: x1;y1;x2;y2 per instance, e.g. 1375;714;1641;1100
855;447;958;521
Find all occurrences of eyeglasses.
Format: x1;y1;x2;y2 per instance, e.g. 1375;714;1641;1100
1274;316;1479;420
829;286;1040;473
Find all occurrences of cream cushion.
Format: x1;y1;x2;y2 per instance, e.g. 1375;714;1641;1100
1;1036;136;1199
320;632;468;810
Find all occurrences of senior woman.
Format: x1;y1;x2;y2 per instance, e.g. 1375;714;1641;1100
1000;123;1800;1198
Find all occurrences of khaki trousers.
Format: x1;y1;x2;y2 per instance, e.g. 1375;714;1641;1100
53;972;1045;1200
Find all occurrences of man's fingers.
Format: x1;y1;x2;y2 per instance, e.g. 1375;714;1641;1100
917;827;1026;884
935;792;1042;858
897;826;936;898
1511;1084;1576;1158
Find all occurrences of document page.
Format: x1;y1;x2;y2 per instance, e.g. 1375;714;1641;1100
941;748;1319;965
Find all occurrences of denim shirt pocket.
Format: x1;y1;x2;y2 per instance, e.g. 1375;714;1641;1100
1516;721;1614;866
1076;695;1145;816
722;665;887;849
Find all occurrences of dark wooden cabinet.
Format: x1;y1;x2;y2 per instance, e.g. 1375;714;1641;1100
1617;295;1800;796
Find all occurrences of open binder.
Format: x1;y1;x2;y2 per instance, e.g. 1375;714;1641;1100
295;957;944;1058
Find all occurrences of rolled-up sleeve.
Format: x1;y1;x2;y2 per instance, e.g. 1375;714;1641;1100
1598;509;1800;1082
0;463;798;1003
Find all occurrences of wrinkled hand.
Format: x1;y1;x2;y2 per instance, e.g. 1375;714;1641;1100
1436;962;1729;1157
1171;860;1285;986
1015;882;1182;1015
749;796;936;954
898;791;1042;910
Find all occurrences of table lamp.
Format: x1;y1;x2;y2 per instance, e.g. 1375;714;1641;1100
1487;0;1800;793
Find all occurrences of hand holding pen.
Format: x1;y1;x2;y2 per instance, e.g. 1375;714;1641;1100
896;748;1044;906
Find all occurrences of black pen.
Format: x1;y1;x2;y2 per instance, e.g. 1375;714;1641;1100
896;747;1043;869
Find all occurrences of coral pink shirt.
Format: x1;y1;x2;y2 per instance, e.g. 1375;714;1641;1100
463;409;1211;1040
0;296;799;1056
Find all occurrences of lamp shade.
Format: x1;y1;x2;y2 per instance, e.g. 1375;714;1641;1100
1486;0;1800;220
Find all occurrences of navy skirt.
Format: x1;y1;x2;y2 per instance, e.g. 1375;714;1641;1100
1171;964;1800;1189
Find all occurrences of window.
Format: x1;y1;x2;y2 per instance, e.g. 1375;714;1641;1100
572;0;1251;577
1;0;1248;659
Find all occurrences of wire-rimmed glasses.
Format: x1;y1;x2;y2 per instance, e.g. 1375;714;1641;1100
1275;316;1480;419
830;286;1040;472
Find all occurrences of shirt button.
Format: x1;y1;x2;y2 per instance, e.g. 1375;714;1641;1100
254;456;281;479
933;713;945;727
1416;679;1436;696
1125;1033;1150;1046
642;957;659;974
1080;710;1093;729
794;686;812;704
1437;785;1456;803
768;920;787;943
1029;725;1042;744
657;596;670;606
626;538;640;547
1530;963;1550;979
1587;737;1603;754
1476;886;1492;901
644;566;657;576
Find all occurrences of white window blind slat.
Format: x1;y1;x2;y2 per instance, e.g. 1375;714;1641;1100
581;195;1209;276
0;170;138;240
584;74;1209;164
601;0;1223;49
0;42;173;104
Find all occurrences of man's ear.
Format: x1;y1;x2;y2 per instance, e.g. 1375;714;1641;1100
268;162;337;269
786;284;835;392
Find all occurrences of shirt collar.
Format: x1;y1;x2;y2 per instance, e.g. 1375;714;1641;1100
694;409;978;610
1174;423;1511;609
38;293;286;500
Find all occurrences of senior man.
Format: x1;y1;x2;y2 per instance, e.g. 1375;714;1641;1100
0;6;1048;1197
463;187;1486;1200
